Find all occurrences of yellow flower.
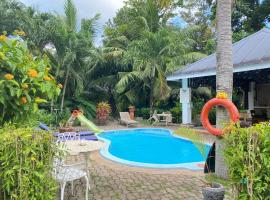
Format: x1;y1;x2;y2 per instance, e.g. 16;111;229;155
20;97;27;104
22;83;29;89
28;69;38;78
216;92;228;99
44;76;52;81
57;83;63;89
17;31;26;37
4;73;14;80
0;35;7;42
31;156;36;161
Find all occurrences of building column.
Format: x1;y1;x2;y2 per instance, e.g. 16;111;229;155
180;78;192;124
248;81;255;111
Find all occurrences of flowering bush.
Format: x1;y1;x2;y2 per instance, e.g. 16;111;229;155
96;102;111;124
0;32;61;124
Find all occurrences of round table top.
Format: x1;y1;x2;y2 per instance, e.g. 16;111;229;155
64;140;105;155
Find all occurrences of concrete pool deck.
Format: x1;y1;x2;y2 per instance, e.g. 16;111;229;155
60;120;233;200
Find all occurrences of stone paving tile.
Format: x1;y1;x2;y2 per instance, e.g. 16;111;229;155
58;156;233;200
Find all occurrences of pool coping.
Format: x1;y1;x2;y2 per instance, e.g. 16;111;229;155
97;128;211;171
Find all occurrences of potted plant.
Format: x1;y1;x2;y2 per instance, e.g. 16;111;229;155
202;182;225;200
128;105;136;120
174;128;225;200
96;102;111;125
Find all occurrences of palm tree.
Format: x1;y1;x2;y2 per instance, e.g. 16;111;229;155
59;0;78;111
116;29;172;114
215;0;233;178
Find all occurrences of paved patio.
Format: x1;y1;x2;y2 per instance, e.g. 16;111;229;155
60;120;233;200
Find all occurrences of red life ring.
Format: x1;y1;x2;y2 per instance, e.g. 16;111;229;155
201;98;240;136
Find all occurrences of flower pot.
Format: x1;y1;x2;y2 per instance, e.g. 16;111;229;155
202;183;225;200
128;106;135;120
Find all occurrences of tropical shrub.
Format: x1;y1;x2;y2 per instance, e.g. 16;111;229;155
170;103;182;123
224;123;270;199
96;102;111;124
0;33;61;124
0;126;59;199
136;108;150;119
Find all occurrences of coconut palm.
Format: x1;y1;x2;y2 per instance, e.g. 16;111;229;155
215;0;234;178
116;29;172;114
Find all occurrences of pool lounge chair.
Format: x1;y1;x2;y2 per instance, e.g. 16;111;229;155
119;112;138;127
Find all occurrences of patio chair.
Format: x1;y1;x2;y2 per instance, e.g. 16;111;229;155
119;112;138;127
53;158;89;200
56;132;81;142
160;114;173;126
148;110;159;126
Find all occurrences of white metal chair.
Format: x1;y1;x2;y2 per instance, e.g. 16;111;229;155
53;158;89;200
148;110;160;126
56;132;80;142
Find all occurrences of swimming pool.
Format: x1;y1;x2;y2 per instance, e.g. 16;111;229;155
98;128;210;170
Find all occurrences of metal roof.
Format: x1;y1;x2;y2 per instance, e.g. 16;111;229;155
167;28;270;81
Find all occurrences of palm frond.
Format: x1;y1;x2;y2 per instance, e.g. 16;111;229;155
116;71;142;93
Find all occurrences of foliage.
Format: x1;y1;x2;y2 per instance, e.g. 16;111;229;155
224;123;270;199
0;34;60;124
136;108;151;119
0;126;59;199
169;103;182;123
208;0;270;41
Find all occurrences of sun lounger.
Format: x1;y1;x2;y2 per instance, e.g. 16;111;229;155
119;112;138;127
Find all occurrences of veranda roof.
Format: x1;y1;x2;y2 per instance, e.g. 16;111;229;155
167;28;270;81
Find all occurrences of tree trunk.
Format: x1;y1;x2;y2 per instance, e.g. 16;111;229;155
60;66;70;112
149;79;154;116
215;0;233;179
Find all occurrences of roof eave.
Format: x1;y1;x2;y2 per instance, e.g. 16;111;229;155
167;61;270;81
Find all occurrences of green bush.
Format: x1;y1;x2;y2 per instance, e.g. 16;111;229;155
0;126;59;199
136;108;150;119
224;123;270;199
169;103;182;123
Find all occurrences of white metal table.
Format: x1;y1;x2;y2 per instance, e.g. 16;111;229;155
64;140;105;188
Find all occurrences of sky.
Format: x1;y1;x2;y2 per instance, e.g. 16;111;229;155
19;0;125;45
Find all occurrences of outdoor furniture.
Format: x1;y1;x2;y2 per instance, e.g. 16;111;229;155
54;131;98;141
64;140;105;186
148;110;160;126
53;159;89;200
239;110;252;127
56;132;81;142
160;113;173;126
119;112;138;127
157;112;173;126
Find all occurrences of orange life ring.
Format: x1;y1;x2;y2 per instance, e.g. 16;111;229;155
201;98;240;136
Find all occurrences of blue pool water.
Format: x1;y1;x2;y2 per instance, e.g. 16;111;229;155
98;128;210;169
